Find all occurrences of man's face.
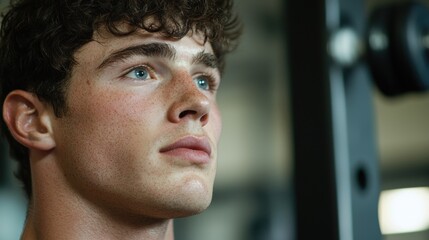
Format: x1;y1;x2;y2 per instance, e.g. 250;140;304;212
51;29;222;218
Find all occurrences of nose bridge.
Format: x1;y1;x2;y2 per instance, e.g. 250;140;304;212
167;70;210;125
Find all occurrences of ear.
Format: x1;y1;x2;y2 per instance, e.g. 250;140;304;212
3;90;56;151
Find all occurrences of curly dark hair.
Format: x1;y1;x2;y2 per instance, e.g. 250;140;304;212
0;0;241;199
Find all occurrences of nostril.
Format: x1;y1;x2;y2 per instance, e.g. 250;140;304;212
179;110;197;118
200;114;208;124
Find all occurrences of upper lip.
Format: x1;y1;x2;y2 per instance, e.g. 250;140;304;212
159;136;212;156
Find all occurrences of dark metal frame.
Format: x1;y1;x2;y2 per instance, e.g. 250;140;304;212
286;0;382;239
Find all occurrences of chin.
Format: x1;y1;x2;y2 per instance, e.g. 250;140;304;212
176;182;214;215
159;177;214;218
169;197;213;218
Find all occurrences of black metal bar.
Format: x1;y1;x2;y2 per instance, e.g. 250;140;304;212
286;0;382;239
286;1;339;239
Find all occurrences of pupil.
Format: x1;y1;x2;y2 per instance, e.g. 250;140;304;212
198;79;207;89
136;69;147;78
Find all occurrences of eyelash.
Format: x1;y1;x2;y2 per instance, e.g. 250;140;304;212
122;64;155;81
121;64;219;92
195;73;219;93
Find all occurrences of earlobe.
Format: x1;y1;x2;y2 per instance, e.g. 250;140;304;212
3;90;56;151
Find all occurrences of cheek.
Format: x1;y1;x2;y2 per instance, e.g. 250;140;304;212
73;87;160;126
59;88;162;167
55;88;165;194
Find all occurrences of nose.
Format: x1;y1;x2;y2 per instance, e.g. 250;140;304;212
167;77;210;126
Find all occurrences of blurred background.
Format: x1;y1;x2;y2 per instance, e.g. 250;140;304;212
1;0;429;239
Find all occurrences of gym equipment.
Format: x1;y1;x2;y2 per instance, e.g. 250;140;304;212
367;1;429;96
329;1;429;96
287;0;382;238
285;0;429;240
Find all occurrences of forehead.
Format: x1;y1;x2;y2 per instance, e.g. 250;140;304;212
73;28;215;67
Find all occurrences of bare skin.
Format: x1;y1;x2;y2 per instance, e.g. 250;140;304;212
3;29;222;240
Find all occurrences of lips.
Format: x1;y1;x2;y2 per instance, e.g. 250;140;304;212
159;136;212;164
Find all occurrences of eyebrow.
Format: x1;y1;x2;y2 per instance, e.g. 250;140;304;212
97;42;219;70
192;51;219;69
97;42;176;69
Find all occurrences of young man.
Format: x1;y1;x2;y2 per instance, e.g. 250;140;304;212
0;0;241;239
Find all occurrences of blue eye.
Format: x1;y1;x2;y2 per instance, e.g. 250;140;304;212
195;76;210;91
125;66;150;80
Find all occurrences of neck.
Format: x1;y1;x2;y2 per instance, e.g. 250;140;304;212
22;154;175;240
21;200;175;240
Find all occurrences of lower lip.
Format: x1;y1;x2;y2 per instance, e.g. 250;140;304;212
161;148;211;164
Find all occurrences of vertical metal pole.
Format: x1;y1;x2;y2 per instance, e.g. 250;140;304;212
286;0;382;239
